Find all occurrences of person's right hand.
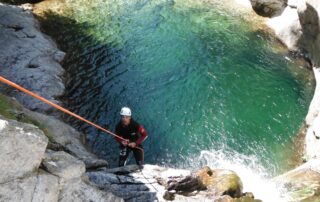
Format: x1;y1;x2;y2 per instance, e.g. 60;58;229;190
121;139;129;146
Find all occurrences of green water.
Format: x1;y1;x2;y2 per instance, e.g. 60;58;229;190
38;0;314;174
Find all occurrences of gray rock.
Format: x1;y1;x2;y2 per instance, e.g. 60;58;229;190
20;106;108;169
250;0;287;17
0;175;37;202
0;115;48;184
32;170;60;202
59;178;123;202
0;3;65;112
42;150;86;181
296;0;320;66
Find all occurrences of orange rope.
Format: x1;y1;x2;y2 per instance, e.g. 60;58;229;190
0;75;143;152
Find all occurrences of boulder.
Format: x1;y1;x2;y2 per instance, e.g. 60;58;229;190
0;116;48;183
167;166;243;198
42;150;86;181
250;0;288;17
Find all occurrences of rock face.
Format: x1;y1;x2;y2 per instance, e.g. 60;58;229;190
250;0;287;17
0;3;65;112
0;115;122;202
252;0;320;66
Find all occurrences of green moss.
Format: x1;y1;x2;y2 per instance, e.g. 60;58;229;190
0;94;19;120
0;93;55;143
289;184;320;202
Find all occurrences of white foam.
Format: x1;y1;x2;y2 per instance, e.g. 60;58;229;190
189;149;287;202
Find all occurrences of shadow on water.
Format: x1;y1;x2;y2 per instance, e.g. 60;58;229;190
37;12;157;201
37;11;130;165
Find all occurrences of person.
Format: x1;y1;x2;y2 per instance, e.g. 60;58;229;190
115;107;148;167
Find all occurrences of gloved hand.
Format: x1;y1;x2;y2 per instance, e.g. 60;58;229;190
128;142;136;148
121;139;129;146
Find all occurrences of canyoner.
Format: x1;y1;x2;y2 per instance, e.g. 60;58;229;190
115;107;148;167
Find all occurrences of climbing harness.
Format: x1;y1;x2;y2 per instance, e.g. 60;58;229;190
0;76;144;152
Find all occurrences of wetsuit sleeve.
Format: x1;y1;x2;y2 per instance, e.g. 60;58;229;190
115;124;123;143
135;125;148;145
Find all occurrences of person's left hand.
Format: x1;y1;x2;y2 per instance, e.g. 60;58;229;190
128;142;136;148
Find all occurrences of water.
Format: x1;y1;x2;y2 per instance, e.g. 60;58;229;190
36;0;314;199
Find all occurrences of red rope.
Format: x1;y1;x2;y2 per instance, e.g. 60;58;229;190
0;75;144;152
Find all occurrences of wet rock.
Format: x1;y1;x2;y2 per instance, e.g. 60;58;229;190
250;0;287;17
167;166;243;198
0;115;48;183
0;3;65;112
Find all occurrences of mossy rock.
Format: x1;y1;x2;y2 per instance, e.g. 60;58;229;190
196;166;243;197
0;94;55;143
277;167;320;202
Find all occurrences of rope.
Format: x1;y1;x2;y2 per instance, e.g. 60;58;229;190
0;75;144;152
139;169;159;193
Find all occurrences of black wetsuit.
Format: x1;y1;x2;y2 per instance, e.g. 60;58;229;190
115;119;148;166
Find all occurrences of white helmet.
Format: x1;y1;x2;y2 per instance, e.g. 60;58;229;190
120;107;132;116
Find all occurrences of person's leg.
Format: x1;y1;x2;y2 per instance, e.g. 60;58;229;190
119;146;131;167
132;146;144;167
